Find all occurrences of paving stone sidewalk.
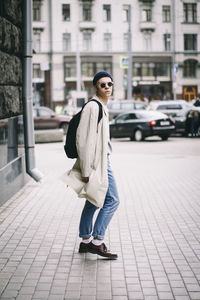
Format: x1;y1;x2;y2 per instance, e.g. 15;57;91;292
0;139;200;300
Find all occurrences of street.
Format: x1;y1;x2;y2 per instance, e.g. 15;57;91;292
0;136;200;300
1;0;200;298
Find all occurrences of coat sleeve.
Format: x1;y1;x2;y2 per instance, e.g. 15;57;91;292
76;102;99;177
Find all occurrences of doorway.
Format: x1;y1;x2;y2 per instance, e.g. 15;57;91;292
183;86;197;101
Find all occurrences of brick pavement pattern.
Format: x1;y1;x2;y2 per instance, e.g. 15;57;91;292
0;138;200;300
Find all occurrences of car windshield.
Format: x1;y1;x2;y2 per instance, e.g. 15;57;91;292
157;104;182;110
115;114;130;122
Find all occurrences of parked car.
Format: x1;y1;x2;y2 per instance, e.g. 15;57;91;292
33;106;71;134
192;98;200;107
174;107;200;136
147;100;193;117
108;100;147;120
109;110;175;141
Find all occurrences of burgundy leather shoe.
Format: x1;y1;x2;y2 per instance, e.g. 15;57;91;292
79;242;90;253
88;242;118;259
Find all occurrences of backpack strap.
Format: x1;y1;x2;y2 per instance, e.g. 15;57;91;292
89;99;103;124
80;99;103;132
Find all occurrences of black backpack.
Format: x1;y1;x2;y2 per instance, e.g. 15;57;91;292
64;99;103;159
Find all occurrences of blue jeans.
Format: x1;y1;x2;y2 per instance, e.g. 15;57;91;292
79;160;120;240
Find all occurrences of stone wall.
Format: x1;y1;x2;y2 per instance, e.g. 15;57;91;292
0;0;23;119
0;0;27;205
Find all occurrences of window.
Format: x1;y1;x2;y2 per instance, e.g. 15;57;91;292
104;33;112;51
134;62;166;78
33;1;41;21
184;34;197;51
96;62;112;74
63;33;71;51
82;62;94;77
143;31;152;51
122;5;129;22
33;64;41;78
81;61;112;78
33;31;41;52
142;63;155;77
162;5;171;22
183;3;197;23
65;63;76;77
124;113;137;120
62;4;70;21
156;63;169;76
164;33;171;51
183;59;197;77
123;33;128;52
116;114;130;123
83;32;92;51
142;8;152;22
103;5;111;21
83;4;92;21
133;63;141;77
157;104;182;110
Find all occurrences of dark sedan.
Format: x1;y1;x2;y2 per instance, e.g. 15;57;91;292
110;110;175;141
33;106;71;134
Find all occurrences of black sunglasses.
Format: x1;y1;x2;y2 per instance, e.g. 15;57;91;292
99;82;113;88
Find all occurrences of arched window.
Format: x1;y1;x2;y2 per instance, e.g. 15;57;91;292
183;59;198;78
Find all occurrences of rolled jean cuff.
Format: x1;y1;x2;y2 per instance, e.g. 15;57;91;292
79;233;92;239
92;234;104;240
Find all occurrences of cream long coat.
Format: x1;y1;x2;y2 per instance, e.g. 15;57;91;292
63;96;109;208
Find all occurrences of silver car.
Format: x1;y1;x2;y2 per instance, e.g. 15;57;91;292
147;100;193;117
108;100;147;120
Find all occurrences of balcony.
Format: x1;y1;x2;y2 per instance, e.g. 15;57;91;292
32;21;45;32
139;21;156;32
79;21;96;31
79;0;94;2
138;0;155;3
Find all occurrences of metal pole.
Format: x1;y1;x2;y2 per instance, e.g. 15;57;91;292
171;0;176;101
76;33;81;93
49;0;54;109
127;4;132;100
23;0;43;182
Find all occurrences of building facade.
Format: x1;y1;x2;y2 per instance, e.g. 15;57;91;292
0;0;27;205
32;0;200;107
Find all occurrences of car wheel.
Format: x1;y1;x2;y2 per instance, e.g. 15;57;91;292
160;135;169;141
133;129;143;141
61;123;68;134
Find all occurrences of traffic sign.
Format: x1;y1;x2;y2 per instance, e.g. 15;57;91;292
120;56;129;69
173;64;178;74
